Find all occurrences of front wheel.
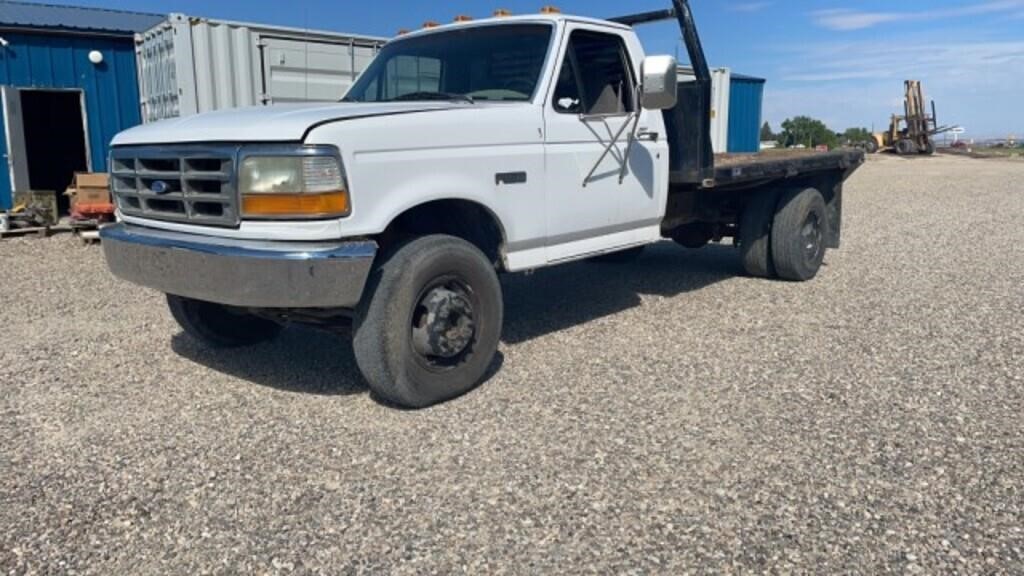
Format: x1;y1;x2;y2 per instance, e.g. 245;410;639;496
167;295;282;348
353;235;503;408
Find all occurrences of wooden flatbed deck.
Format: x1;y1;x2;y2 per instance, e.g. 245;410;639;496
709;149;865;189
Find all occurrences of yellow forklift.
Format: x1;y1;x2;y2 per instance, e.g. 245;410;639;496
873;80;957;155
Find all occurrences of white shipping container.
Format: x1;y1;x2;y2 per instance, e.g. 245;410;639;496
678;66;731;154
135;14;387;123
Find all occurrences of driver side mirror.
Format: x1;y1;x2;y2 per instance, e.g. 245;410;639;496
641;55;678;110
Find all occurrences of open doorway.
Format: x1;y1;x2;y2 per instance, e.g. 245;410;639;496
18;89;90;215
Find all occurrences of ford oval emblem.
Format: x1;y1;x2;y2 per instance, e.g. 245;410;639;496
150;180;170;194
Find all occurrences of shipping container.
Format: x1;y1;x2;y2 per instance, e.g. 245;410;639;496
678;66;765;154
136;14;387;123
0;2;162;211
727;73;766;153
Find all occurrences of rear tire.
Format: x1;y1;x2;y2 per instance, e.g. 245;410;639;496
353;235;503;408
167;295;282;348
738;191;779;278
770;187;828;281
864;139;879;154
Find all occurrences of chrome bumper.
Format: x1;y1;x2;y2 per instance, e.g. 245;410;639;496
100;223;377;308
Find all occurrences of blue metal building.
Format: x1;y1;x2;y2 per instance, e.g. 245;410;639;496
727;72;766;154
0;2;164;210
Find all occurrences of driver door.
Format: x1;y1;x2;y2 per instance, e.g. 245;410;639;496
542;27;662;263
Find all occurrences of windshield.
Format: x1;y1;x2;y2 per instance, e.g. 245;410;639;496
344;24;553;103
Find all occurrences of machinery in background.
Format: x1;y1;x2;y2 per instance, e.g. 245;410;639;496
872;80;960;155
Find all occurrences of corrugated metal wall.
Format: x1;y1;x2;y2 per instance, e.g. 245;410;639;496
727;76;765;153
0;31;142;209
137;14;385;123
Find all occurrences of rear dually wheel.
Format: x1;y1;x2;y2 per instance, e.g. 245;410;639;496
770;187;828;281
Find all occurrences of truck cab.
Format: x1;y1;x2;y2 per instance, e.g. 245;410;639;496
101;2;863;408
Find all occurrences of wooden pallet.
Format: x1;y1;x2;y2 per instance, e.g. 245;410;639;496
0;222;78;240
0;226;50;239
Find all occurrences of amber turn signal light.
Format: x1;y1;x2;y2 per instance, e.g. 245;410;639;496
242;192;349;218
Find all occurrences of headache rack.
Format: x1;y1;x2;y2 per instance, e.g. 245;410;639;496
609;0;715;186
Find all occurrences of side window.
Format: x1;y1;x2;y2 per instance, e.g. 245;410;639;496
552;54;583;113
553;30;636;115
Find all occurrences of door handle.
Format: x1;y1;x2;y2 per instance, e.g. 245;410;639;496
637;130;659;142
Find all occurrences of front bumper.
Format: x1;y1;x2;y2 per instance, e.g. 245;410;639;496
100;223;377;308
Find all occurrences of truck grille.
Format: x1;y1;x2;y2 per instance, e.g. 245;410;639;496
110;146;239;227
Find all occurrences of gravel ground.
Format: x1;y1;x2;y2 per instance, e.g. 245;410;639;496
1;153;1022;574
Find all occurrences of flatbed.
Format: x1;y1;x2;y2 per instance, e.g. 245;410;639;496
711;149;864;188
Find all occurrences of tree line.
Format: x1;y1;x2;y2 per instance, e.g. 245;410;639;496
761;118;873;149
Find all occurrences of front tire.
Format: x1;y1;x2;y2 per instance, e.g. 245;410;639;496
167;295;282;348
770;187;828;281
353;235;503;408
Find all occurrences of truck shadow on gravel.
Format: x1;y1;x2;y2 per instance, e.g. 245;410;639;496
501;241;735;343
169;241;734;396
170;324;506;399
170;326;369;396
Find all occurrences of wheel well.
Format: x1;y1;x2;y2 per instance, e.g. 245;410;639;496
378;200;506;269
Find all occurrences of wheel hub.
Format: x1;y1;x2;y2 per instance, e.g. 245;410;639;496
412;286;476;360
801;213;823;262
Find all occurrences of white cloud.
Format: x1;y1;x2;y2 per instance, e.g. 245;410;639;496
813;9;903;31
764;38;1024;137
777;40;1024;83
728;2;774;13
814;0;1024;30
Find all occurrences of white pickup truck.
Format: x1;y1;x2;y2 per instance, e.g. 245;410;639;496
101;1;863;407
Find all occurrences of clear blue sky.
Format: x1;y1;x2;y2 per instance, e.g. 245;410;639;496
41;0;1024;139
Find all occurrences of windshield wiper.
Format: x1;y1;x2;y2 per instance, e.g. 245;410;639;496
389;91;475;104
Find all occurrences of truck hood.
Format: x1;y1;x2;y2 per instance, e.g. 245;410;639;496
112;102;465;146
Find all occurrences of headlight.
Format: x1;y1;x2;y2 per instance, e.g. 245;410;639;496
238;148;350;218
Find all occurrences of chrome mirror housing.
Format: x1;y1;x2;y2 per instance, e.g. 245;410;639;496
641;55;678;110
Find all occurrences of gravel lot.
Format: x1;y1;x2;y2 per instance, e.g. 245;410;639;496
1;153;1022;574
